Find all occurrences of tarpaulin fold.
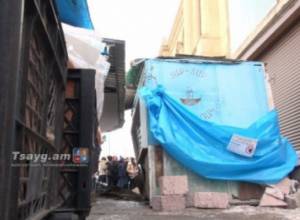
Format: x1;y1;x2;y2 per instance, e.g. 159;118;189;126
139;86;297;184
55;0;94;29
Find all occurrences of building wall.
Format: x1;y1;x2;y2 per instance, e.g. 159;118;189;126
159;0;230;57
233;0;300;152
256;21;300;152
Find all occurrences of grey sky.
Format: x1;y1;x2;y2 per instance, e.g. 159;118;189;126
88;0;180;70
228;0;277;52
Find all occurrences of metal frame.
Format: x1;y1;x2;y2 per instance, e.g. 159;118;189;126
0;1;67;219
57;69;96;219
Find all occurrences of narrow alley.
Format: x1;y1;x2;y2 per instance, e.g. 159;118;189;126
1;0;300;220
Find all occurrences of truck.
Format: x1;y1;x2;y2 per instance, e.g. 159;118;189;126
0;1;125;219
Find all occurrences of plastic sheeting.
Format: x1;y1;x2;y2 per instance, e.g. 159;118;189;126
142;59;270;128
139;59;297;184
63;24;110;121
55;0;94;29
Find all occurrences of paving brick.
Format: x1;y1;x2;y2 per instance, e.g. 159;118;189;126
159;176;188;195
151;195;186;211
193;192;229;209
259;193;287;207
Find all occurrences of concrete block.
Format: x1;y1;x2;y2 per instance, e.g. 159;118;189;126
151;195;186;211
159;176;188;195
193;192;229;209
285;195;298;209
270;178;291;195
259;193;287;207
265;187;284;200
238;182;264;200
285;191;300;209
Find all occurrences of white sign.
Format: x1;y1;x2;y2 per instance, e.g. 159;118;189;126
227;135;258;157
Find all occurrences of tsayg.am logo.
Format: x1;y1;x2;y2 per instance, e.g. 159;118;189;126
11;148;89;167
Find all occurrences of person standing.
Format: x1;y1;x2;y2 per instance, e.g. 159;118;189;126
98;157;108;184
111;156;119;187
117;157;129;189
126;158;139;189
106;156;113;187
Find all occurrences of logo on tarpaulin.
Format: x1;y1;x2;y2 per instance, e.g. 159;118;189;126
72;148;89;164
180;88;201;106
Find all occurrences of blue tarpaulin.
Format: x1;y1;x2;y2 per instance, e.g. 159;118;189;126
55;0;94;29
139;59;297;184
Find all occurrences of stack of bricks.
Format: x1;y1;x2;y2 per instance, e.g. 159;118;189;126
151;175;230;211
151;176;188;211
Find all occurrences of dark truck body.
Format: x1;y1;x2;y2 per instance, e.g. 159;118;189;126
0;1;98;219
55;69;98;219
100;38;126;132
